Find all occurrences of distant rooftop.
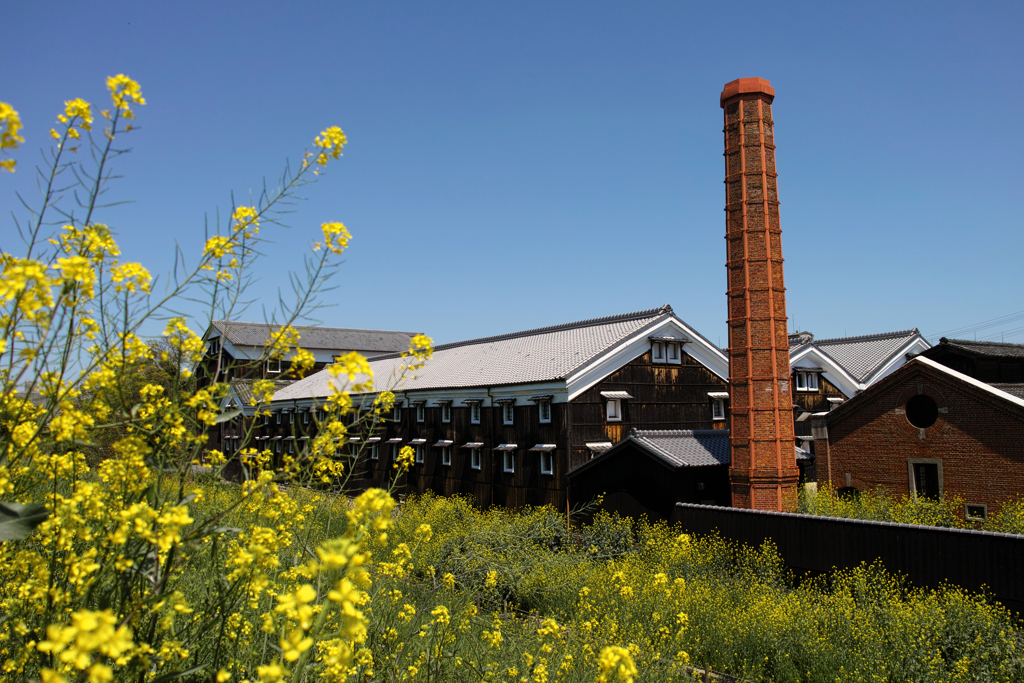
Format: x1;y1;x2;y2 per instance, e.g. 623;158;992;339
208;321;419;353
933;338;1024;360
791;328;927;383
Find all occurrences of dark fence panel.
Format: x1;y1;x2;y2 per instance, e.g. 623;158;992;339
671;503;1024;615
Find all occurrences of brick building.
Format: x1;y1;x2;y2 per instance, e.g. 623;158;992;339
823;355;1024;521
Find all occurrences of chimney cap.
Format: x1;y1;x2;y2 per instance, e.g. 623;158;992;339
720;77;775;105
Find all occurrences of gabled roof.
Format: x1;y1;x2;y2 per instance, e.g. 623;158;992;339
569;428;810;476
928;338;1024;360
790;328;929;387
273;305;723;401
207;321;419;353
223;379;295;408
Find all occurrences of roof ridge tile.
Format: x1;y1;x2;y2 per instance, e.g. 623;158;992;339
812;328;920;346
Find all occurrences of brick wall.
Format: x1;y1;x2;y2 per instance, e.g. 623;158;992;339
826;361;1024;518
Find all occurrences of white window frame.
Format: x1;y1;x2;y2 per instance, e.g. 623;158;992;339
712;398;726;421
287;440;294;454
263;414;269;426
540;451;554;475
267;358;282;374
502;402;514;425
795;371;820;392
965;504;987;522
471;403;481;424
393;405;402;422
289;411;294;425
276;411;281;425
416;404;425;423
274;440;280;454
606;398;622;422
302;410;309;425
441;447;452;466
652;341;664;363
441;403;451;423
503;450;515;473
415;444;424;464
539;399;551;424
391;444;400;461
370;444;379;461
470;448;481;470
666;341;681;364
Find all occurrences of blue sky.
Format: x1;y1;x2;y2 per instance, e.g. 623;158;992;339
3;1;1022;347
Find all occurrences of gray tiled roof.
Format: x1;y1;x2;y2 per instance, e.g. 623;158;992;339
629;429;731;467
793;329;923;383
225;379;295;406
274;306;676;400
587;428;812;470
209;321;419;353
937;338;1024;360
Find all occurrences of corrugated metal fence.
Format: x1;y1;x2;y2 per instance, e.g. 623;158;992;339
671;503;1024;615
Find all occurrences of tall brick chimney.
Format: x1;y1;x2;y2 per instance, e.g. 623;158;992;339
721;78;799;511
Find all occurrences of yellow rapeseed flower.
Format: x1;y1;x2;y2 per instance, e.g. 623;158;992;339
106;75;145;118
0;100;24;171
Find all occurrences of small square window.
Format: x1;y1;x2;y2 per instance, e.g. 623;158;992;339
965;504;987;521
267;358;282;374
441;403;451;423
540;451;554;475
606;398;622;422
415;445;424;463
416;404;425;422
712;398;726;421
470;448;481;470
539;400;551;424
471;403;481;424
502;402;514;425
442;447;452;466
503;450;515;473
370;444;379;461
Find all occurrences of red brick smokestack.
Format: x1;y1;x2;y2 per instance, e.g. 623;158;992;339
721;78;798;511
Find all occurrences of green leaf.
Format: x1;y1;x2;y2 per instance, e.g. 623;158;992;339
215;408;242;424
150;663;208;683
0;502;50;542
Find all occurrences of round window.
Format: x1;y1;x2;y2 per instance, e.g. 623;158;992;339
906;394;939;429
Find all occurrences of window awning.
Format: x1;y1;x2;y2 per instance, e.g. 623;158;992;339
461;398;484;405
461;442;485;449
528;444;557;452
529;395;554;402
586;441;613;453
299;436;309;440
348;437;362;442
385;438;403;444
493;444;518;451
365;437;381;443
827;397;845;403
284;436;295;440
600;391;634;400
273;436;283;440
435;399;453;405
707;391;730;399
433;440;454;447
410;400;427;406
494;397;516;404
794;366;824;372
409;438;427;445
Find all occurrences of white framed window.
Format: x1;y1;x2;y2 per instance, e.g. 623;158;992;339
370;444;379;461
666;341;680;363
795;371;820;392
652;340;683;364
471;403;481;424
302;410;309;424
470;448;481;470
416;403;425;423
539;399;551;424
965;504;987;522
441;447;452;466
392;444;400;461
503;450;515;473
276;411;281;425
441;403;451;423
393;404;402;422
606;398;622;422
263;414;269;426
540;451;554;475
289;411;294;425
502;402;514;425
415;444;424;463
652;341;664;362
267;358;282;374
274;440;280;454
287;440;294;454
712;398;726;421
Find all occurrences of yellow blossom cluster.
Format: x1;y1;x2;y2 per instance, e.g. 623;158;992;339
1;100;25;171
